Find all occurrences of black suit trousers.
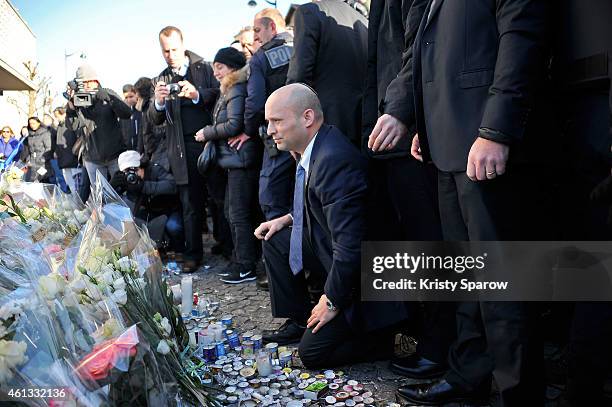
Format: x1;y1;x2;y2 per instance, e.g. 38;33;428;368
178;140;205;262
264;226;394;369
438;170;543;405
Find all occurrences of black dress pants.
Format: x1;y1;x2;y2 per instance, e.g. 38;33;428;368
558;91;612;406
225;167;261;268
262;228;322;322
206;165;233;255
438;170;542;406
178;140;205;263
263;227;393;369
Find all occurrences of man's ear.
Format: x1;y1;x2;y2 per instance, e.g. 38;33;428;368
303;109;315;128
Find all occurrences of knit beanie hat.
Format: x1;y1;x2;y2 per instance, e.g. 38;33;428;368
213;47;246;70
75;63;98;81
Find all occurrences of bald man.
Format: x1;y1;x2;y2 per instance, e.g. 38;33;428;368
254;84;397;368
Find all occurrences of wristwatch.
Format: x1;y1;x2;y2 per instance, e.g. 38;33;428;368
326;298;337;312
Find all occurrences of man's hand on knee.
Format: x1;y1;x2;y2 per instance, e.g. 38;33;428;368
307;294;339;334
254;214;293;240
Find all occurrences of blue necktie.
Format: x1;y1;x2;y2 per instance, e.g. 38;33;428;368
289;164;306;275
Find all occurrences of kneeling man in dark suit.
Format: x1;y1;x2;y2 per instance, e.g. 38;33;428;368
255;83;395;368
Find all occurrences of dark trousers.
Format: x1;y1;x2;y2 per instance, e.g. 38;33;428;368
225;167;261;268
558;91;612;406
178;141;206;262
385;157;442;240
368;158;455;364
263;228;321;322
298;308;395;369
206;165;233;254
78;164;91;203
438;170;542;406
264;227;393;369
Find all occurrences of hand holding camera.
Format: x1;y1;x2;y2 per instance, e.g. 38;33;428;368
177;80;199;100
154;81;170;106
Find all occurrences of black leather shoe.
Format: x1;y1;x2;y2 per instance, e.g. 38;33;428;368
396;379;487;406
256;274;269;290
390;355;447;379
262;319;305;345
182;260;201;274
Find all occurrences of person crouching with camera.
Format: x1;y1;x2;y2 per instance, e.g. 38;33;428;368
111;150;185;254
66;63;132;189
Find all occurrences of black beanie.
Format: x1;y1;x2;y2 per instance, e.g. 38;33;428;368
213;47;247;70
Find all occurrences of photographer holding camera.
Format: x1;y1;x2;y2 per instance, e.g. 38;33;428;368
147;26;220;273
66;63;132;187
111;150;184;253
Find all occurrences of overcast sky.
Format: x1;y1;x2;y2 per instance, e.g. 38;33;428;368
12;0;306;103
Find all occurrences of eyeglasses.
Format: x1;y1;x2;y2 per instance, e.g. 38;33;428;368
1;130;11;134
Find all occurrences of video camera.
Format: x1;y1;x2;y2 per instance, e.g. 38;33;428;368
64;79;97;107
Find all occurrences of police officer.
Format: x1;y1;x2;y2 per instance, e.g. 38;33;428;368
243;8;296;290
244;8;296;223
552;2;612;405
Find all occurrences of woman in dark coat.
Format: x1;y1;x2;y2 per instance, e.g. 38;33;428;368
23;117;53;182
195;47;261;284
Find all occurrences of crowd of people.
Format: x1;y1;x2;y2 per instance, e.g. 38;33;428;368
1;0;611;405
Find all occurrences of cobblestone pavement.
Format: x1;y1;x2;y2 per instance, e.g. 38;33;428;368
166;234;413;405
166;234;577;406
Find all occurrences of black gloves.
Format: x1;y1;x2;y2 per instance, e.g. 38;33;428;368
126;177;144;194
96;88;111;102
110;171;127;194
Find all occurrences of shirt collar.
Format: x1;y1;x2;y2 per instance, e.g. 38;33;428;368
172;56;190;76
299;131;318;176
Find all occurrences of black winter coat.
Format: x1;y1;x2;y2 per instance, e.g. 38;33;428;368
140;99;169;170
202;66;248;142
66;88;132;163
54;119;79;169
147;50;219;185
24;126;53;180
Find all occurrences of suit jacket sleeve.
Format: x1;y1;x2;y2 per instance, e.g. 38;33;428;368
382;0;427;127
361;0;384;148
202;87;246;141
317;152;368;310
286;3;321;86
478;0;549;143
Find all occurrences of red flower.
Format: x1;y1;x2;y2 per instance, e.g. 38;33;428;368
75;325;139;382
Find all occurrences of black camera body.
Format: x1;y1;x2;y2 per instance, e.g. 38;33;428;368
68;79;97;107
124;168;140;185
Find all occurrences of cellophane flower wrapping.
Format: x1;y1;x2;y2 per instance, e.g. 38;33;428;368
1;172;218;405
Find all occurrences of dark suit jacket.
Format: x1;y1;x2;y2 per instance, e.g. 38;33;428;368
389;0;549;171
362;0;428;155
287;0;368;146
305;124;408;331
